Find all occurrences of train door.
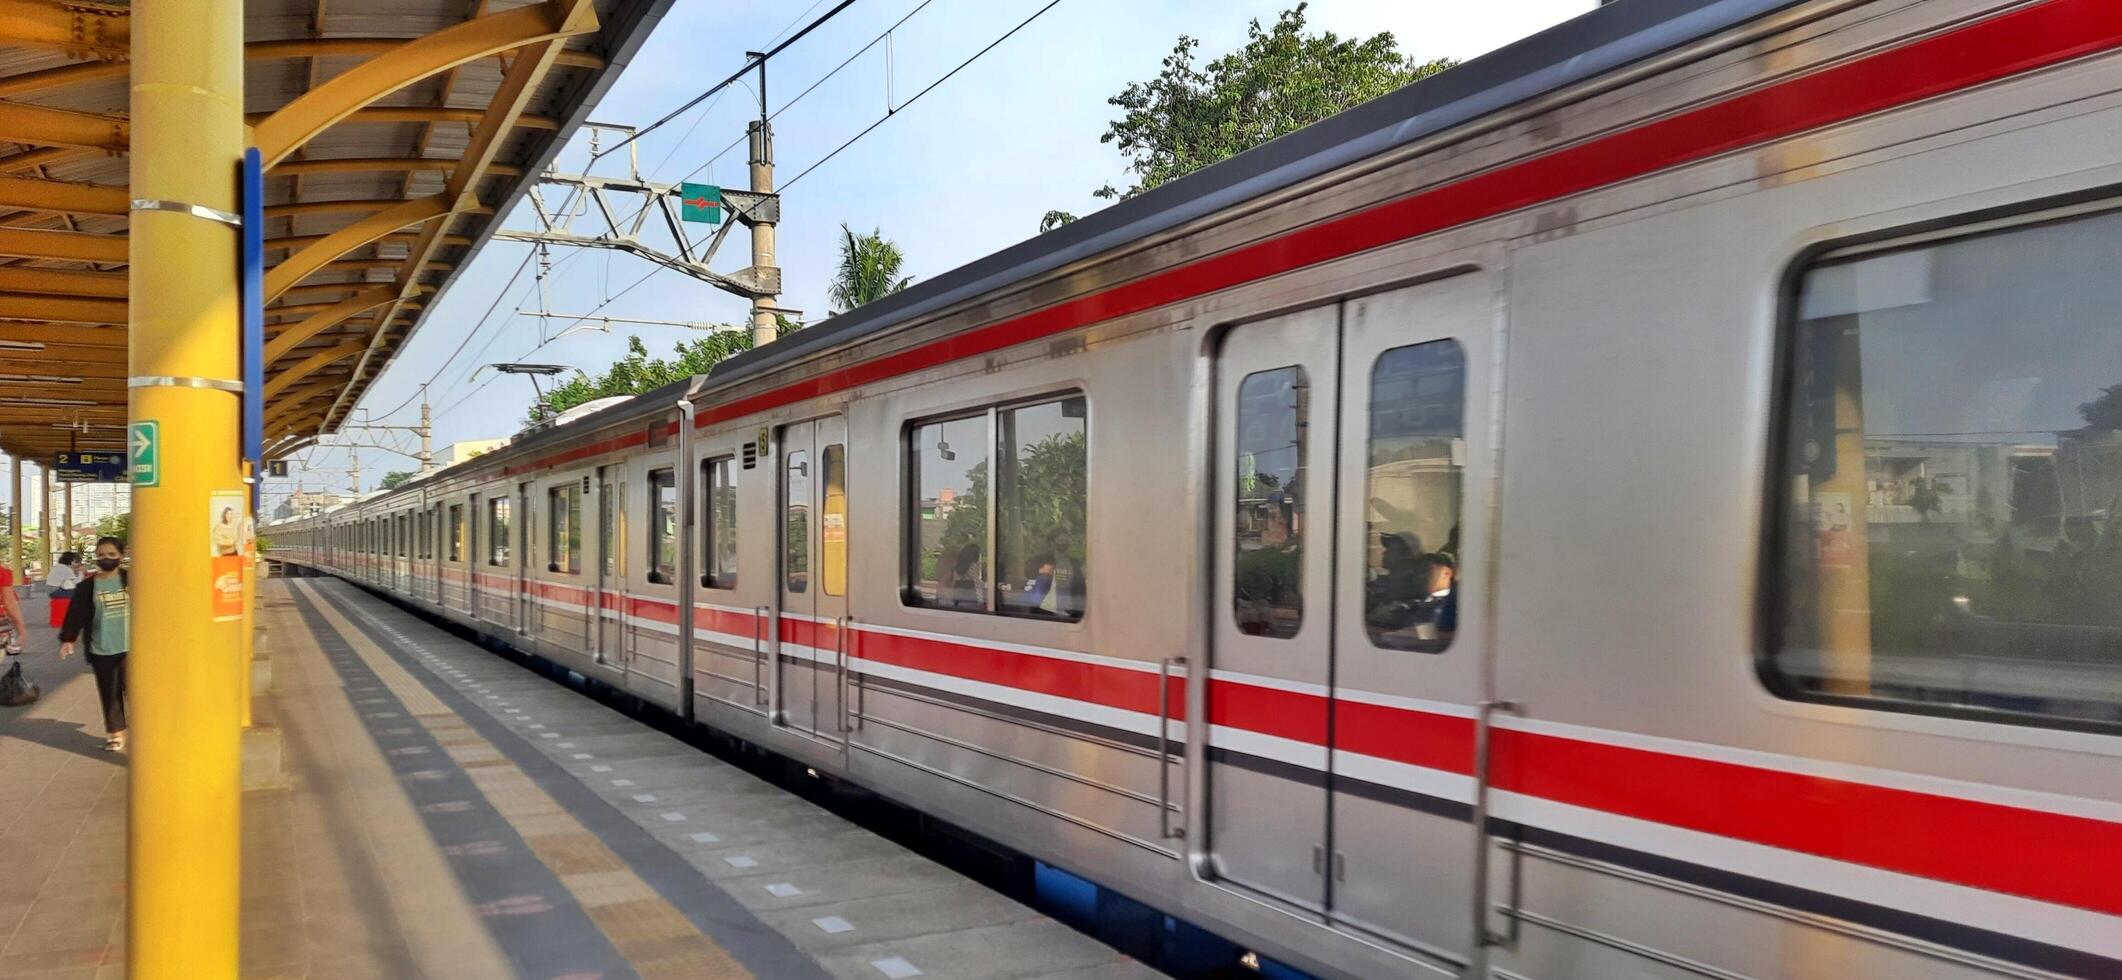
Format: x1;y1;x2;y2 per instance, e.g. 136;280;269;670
1326;276;1489;957
595;466;618;665
516;481;533;634
468;492;482;620
778;417;849;743
1208;275;1490;958
1209;306;1340;911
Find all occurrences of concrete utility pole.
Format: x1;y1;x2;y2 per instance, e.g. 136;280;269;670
419;400;433;473
128;0;245;971
747;52;779;348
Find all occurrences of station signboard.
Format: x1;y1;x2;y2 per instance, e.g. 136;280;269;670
53;451;127;483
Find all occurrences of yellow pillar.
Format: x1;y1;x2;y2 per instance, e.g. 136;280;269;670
1818;326;1872;695
128;0;244;973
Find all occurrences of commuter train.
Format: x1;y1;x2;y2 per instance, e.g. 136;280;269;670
274;0;2122;976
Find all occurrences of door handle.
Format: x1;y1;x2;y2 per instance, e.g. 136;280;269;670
836;615;854;734
1471;698;1521;953
1157;656;1185;840
752;605;769;705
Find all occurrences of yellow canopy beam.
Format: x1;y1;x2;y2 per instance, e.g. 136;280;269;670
0;0;129;60
0;266;127;299
253;1;596;167
0;100;129;153
0;323;124;346
264;192;454;302
0;291;127;324
0;40;601;100
0;175;128;216
344;0;598;429
265;342;366;399
247;106;558;130
265;378;344;422
265;197;494;221
0;226;126;263
264;285;399;362
272;156;524;178
0;148;91;175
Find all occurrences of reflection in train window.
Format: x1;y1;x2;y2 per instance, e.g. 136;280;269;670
1233;367;1306;638
486;497;511;566
449;504;464;562
997;398;1087;621
907;414;990;611
822;444;848;597
548;483;581;575
703;457;737;589
786;450;811;594
1365;340;1466;653
648;468;677;584
1773;208;2122;730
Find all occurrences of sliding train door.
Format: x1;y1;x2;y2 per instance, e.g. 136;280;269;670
1208;274;1492;963
778;417;849;744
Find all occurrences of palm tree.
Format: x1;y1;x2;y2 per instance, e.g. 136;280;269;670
829;224;913;314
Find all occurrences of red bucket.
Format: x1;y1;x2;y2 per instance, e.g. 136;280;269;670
48;594;69;629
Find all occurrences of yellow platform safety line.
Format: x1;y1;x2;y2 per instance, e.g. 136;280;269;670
128;0;244;975
293;579;753;980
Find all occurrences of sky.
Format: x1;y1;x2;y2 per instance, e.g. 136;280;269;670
262;0;1595;511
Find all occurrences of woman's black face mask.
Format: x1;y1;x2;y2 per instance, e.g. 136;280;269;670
96;558;121;572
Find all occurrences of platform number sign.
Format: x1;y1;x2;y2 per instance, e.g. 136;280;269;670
268;459;290;478
129;420;160;487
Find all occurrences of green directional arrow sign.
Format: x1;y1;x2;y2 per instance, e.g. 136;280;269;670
680;182;721;225
129;420;160;487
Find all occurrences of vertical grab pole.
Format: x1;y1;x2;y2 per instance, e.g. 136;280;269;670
1469;698;1520;976
1157;656;1186;840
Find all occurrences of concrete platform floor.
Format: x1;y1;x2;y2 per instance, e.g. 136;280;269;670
0;577;1157;979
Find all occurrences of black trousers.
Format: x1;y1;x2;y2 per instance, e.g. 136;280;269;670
87;652;126;734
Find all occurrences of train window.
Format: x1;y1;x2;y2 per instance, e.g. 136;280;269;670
1233;368;1306;638
786;449;810;594
1364;340;1466;653
548;484;581;575
822;443;848;597
448;504;464;561
906;414;990;611
702;457;737;589
486;497;511;566
1771;208;2122;730
648;468;677;584
997;397;1087;621
599;471;616;578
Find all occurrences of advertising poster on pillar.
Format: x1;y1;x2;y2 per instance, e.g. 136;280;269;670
211;490;246;622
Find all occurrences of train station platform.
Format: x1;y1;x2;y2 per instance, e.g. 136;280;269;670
0;577;1156;980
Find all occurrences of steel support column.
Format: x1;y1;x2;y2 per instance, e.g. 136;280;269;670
127;0;244;972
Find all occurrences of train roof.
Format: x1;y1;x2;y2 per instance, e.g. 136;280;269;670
701;0;1805;388
339;0;1806;497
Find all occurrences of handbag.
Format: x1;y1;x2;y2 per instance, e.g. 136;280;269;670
0;659;39;707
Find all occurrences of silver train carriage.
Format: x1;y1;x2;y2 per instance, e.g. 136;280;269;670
272;0;2122;976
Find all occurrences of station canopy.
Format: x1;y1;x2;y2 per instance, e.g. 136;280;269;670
0;0;669;464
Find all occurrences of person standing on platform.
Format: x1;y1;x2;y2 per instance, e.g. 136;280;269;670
58;537;129;751
44;551;81;628
0;557;24;657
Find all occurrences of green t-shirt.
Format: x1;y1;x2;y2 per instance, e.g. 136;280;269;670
89;574;128;656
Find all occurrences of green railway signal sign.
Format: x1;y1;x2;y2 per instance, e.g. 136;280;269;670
680;183;721;225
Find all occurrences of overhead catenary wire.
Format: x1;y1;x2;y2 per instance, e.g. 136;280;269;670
781;0;1067;192
593;0;864;163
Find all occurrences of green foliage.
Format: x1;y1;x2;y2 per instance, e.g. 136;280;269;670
1038;210;1078;234
997;430;1086;582
1234;543;1301;612
830;225;913;314
379;471;414;490
530;330;755;425
1094;4;1454;201
95;512;128;545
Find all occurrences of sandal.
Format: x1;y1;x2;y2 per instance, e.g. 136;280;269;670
104;733;125;752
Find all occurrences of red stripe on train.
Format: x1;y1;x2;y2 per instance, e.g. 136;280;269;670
642;0;2122;433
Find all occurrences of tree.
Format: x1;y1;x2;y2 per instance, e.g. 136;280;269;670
1038;210;1077;234
379;471;414;490
529;324;791;425
95;512;128;545
829;224;913;314
1092;4;1453;202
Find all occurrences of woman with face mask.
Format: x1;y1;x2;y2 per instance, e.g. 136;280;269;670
58;536;129;751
